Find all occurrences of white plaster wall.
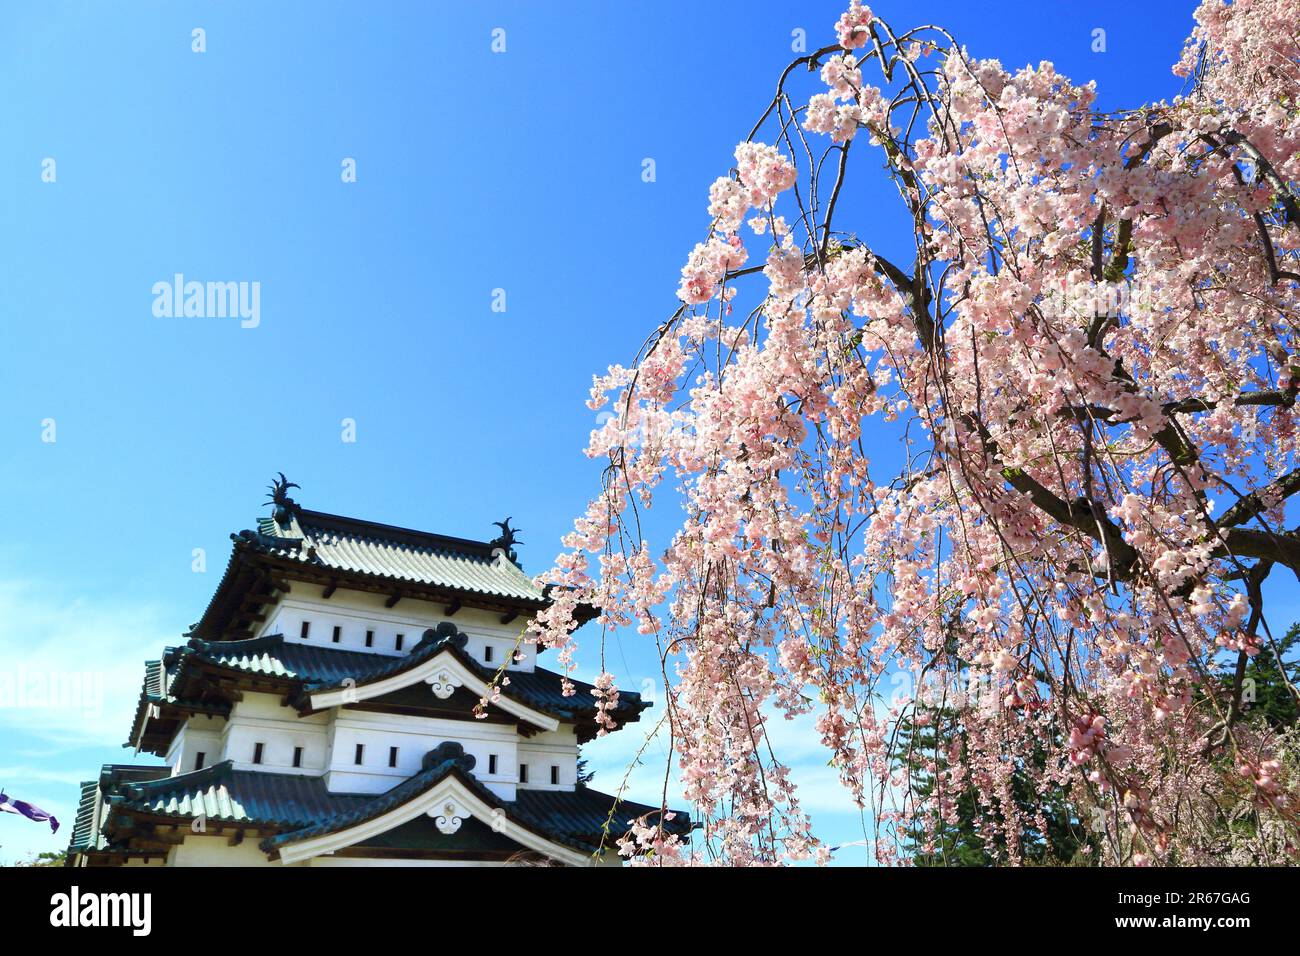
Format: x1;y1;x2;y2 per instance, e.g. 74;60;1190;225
518;726;579;791
206;690;583;801
219;692;330;774
166;716;225;775
256;588;538;671
323;709;520;799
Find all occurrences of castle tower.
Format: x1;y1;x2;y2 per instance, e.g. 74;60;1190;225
66;477;688;866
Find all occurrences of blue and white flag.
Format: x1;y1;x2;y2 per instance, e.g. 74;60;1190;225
0;792;59;833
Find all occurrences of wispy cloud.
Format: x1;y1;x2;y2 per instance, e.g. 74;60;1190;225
0;579;174;748
0;578;181;863
0;764;92;788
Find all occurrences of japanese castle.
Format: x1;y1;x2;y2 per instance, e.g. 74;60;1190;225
67;477;688;866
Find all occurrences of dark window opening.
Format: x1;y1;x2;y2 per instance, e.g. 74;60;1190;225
300;621;311;640
488;754;498;775
292;746;303;768
365;629;374;647
332;625;342;643
252;742;264;765
194;752;205;771
484;645;494;662
354;743;365;765
389;746;399;768
551;765;559;785
519;763;528;784
395;633;405;651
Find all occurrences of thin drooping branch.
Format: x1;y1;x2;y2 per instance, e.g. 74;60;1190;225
543;0;1300;866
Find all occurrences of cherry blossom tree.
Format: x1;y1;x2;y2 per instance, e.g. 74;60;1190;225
537;0;1300;864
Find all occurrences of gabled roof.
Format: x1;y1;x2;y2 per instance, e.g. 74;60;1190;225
187;482;598;644
257;509;547;603
176;624;649;735
257;744;486;851
75;746;692;865
129;622;645;757
188;508;578;641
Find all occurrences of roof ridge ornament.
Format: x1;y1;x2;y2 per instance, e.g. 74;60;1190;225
418;621;467;652
264;473;301;531
489;517;523;567
422;740;475;773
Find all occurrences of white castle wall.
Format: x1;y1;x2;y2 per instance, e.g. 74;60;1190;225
256;587;538;672
174;692;579;799
165;714;225;775
218;692;331;774
325;709;523;799
518;727;579;790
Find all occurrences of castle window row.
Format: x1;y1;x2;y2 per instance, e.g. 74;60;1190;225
241;739;562;785
294;617;511;667
298;619;408;651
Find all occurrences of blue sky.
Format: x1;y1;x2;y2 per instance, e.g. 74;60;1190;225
0;0;1247;864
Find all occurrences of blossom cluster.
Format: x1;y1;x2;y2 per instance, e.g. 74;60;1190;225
537;0;1300;865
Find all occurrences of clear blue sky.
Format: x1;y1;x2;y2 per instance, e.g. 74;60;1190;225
0;0;1247;864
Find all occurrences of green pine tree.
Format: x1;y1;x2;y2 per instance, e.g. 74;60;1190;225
1226;623;1300;731
896;646;1095;866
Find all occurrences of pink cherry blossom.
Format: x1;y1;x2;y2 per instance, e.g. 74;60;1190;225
534;0;1300;865
835;0;874;51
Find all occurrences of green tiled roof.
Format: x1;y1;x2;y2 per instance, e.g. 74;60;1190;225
67;780;101;854
131;624;644;758
190;505;568;641
126;657;169;743
512;786;691;850
66;765;173;860
181;623;649;724
259;743;482;850
188;634;377;685
126;650;233;750
91;746;691;857
188;493;605;646
111;760;371;826
251;508;547;603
